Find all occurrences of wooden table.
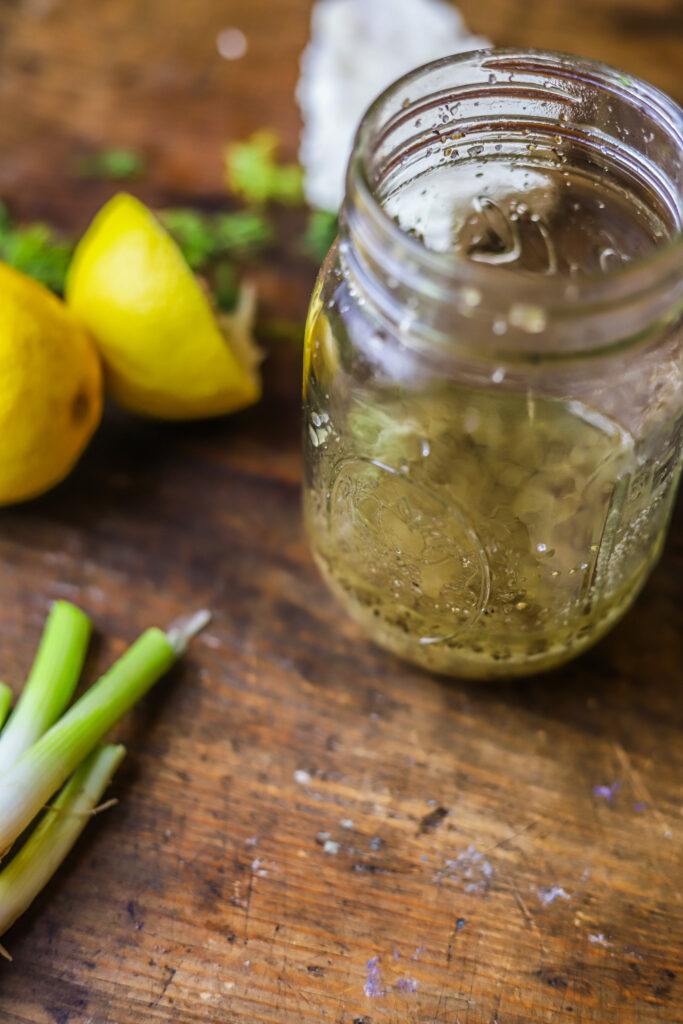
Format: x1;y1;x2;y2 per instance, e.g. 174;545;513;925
0;2;681;1021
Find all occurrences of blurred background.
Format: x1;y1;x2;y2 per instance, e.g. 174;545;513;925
1;0;681;225
2;0;680;365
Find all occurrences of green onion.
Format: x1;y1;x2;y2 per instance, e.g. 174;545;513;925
0;610;209;858
0;602;91;776
0;685;12;731
0;743;125;955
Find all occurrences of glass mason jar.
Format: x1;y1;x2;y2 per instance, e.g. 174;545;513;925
303;49;683;679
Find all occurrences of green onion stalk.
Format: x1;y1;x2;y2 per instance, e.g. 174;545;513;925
0;603;209;949
0;601;91;776
0;684;12;731
0;744;126;959
0;608;209;859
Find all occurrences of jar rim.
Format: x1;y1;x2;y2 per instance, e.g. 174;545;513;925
344;47;683;345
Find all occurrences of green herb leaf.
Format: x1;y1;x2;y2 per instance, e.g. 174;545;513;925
76;147;145;181
159;208;217;270
304;209;338;262
160;207;273;272
0;206;73;294
224;131;303;205
0;202;11;236
212;260;240;312
212;210;273;253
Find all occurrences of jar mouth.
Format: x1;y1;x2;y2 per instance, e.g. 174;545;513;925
343;48;683;359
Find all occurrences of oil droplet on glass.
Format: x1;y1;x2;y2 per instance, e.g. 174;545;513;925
461;286;482;308
509;304;547;334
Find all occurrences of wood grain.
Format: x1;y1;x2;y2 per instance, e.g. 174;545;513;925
0;2;681;1022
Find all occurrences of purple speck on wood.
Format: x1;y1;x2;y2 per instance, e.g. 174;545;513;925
537;885;571;906
393;949;400;960
593;780;620;802
633;801;646;811
364;956;385;998
434;845;494;892
397;976;418;993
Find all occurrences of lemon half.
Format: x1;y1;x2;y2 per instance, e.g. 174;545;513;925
65;193;261;420
0;263;102;505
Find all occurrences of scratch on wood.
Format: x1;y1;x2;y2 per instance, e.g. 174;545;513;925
243;862;255;946
431;986;446;1024
485;819;540;852
613;743;680;899
513;889;546;958
149;965;176;1009
613;743;672;838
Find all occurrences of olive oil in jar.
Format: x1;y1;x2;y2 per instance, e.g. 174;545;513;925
304;371;680;676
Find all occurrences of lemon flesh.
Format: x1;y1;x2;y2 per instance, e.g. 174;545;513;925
65;193;261;420
0;263;102;506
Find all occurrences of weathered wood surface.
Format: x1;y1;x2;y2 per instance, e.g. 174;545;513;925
0;2;681;1022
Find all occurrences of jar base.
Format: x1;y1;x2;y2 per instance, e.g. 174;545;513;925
312;549;656;681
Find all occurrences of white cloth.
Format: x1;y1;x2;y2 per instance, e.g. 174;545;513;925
297;0;490;211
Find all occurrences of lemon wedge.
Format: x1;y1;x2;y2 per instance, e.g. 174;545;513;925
0;263;102;505
65;193;261;420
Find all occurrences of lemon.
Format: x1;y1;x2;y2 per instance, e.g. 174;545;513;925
65;193;261;420
0;263;102;506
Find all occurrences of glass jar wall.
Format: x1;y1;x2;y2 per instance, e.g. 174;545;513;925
303;50;683;679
